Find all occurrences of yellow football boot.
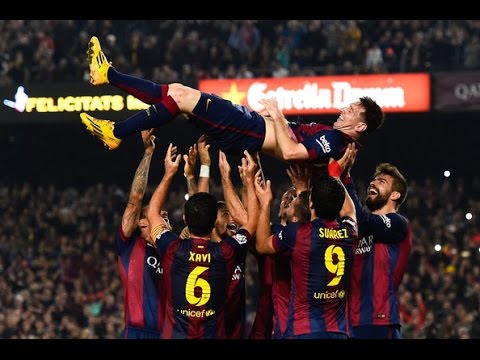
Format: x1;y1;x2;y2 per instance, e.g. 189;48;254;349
80;112;121;150
87;36;111;85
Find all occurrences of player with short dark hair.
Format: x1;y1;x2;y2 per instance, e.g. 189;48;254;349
253;155;358;339
146;145;258;339
248;187;297;340
249;165;311;339
81;37;384;167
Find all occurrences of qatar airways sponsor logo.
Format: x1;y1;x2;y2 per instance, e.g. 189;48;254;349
454;82;480;101
247;81;405;111
355;235;373;255
146;256;164;274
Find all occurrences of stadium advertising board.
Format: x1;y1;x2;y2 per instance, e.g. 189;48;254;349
0;82;149;123
199;73;431;114
0;74;431;124
434;71;480;111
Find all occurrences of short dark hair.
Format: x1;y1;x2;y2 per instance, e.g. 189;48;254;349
359;96;384;135
295;190;311;222
374;163;408;209
310;175;345;220
184;192;218;236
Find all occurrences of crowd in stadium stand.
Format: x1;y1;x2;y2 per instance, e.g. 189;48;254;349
0;175;479;338
2;19;480;339
1;19;480;87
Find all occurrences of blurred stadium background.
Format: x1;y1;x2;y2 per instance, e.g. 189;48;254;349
0;20;479;339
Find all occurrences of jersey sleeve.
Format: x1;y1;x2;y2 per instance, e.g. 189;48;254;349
224;228;252;259
272;222;299;252
344;177;409;244
116;226;139;256
344;177;369;224
300;129;345;161
339;215;358;239
154;230;179;257
363;213;410;244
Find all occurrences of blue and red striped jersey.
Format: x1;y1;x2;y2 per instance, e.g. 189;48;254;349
248;223;291;339
248;252;274;339
272;217;357;337
345;180;412;327
225;243;249;339
271;251;292;339
155;228;250;339
269;223;292;339
116;227;165;338
289;122;361;166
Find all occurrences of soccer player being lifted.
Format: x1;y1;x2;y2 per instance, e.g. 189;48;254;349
81;36;384;168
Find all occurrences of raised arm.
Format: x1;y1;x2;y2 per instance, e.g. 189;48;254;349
219;150;247;226
237;152;264;217
337;143;368;223
147;143;182;244
253;170;275;254
183;143;198;197
240;150;260;236
328;146;356;223
259;98;309;162
121;129;155;238
197;134;211;193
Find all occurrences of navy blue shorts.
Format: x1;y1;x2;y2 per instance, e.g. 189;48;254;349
191;93;266;156
353;325;401;339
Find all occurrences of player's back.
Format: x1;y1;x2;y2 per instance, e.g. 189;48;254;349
160;235;238;339
279;218;356;337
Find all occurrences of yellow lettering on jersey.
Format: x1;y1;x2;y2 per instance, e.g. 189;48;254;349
189;251;211;263
319;228;348;239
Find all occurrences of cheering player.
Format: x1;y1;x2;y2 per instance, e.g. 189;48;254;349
146;145;258;338
340;144;412;339
253;153;358;339
116;129;167;339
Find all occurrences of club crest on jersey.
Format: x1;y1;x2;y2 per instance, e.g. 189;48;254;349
233;233;247;245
